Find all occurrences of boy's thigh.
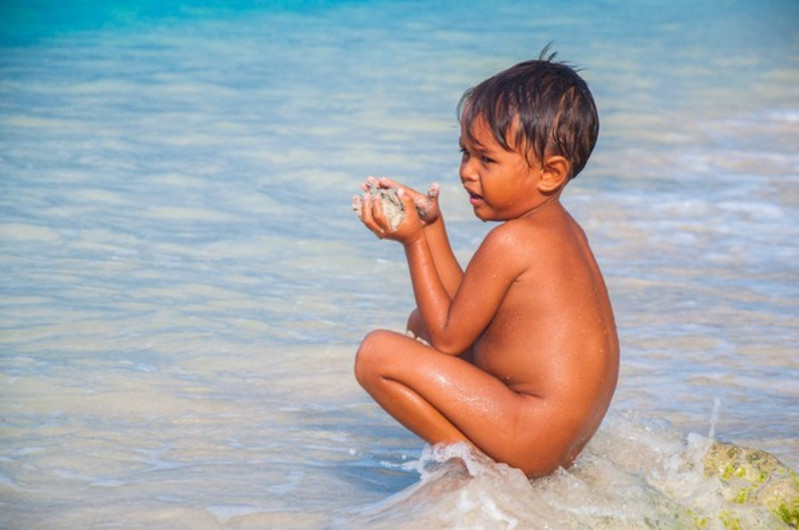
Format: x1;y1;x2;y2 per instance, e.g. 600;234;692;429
360;330;541;444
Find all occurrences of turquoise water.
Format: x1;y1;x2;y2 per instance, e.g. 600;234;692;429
1;1;797;527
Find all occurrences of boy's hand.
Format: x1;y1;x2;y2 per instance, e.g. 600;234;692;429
374;186;425;245
373;177;441;226
352;177;436;245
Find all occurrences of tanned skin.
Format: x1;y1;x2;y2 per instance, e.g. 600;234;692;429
353;116;618;477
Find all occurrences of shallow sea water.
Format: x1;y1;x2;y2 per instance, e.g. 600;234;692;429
1;1;798;528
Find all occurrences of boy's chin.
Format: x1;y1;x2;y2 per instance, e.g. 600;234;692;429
472;208;494;222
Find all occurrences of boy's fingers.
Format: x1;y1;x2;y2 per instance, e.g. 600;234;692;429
376;177;399;188
398;188;423;226
397;187;416;210
377;177;418;198
360;175;376;192
360;192;375;225
372;193;389;230
360;192;386;238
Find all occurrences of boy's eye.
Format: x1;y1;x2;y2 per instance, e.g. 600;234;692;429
481;155;495;164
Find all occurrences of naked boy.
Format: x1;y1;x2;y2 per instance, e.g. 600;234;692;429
352;51;619;477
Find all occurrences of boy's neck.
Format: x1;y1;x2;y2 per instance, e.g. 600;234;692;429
516;195;561;220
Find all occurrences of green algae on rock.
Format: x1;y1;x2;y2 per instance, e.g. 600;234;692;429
704;441;799;528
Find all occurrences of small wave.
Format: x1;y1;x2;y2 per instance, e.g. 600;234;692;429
333;412;798;529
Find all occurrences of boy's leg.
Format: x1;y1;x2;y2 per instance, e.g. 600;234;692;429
354;329;565;475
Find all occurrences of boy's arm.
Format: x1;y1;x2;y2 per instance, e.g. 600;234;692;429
366;177;463;298
358;182;519;354
403;224;523;354
422;215;462;298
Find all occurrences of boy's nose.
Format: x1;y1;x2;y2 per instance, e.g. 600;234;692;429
459;160;477;182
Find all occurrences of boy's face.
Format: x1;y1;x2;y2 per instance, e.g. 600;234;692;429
459;116;545;221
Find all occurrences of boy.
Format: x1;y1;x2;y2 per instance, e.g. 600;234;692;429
352;52;618;477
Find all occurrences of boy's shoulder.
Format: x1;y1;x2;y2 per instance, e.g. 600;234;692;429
480;214;551;257
481;204;575;257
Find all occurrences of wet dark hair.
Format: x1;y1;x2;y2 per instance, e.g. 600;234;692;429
457;47;599;179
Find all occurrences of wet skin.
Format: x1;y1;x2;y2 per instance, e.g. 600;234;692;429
354;117;619;477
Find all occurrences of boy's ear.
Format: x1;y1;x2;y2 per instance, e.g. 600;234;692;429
538;155;571;193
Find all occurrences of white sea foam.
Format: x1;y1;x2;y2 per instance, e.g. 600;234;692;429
335;414;791;529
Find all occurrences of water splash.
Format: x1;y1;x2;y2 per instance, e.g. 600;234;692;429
335;413;796;529
709;396;722;439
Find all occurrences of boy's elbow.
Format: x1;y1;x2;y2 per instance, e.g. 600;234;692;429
429;333;466;356
423;315;469;355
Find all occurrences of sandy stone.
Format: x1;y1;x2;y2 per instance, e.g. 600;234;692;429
352;182;438;233
352;185;405;232
370;187;405;232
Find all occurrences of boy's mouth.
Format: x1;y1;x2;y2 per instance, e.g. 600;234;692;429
467;190;484;204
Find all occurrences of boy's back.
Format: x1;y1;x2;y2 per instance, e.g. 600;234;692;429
471;203;618;467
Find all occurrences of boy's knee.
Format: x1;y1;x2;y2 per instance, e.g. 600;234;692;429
406;309;421;331
406;308;428;341
354;330;391;387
